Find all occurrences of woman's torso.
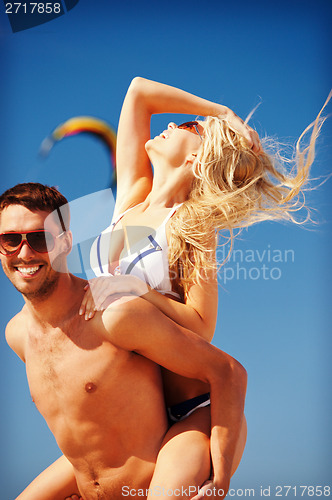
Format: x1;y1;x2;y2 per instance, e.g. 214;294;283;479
90;202;210;405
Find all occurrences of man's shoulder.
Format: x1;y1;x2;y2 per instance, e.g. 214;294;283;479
5;308;27;362
6;307;27;333
98;296;146;353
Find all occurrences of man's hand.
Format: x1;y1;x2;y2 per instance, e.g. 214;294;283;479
191;477;229;499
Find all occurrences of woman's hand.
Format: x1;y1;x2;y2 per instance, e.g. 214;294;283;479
223;107;262;154
79;275;150;320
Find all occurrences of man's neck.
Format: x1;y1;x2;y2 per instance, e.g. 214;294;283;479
24;273;86;328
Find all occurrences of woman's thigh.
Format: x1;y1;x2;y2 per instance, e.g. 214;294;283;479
147;407;247;500
147;407;211;500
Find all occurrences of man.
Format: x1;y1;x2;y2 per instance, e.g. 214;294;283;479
0;183;247;500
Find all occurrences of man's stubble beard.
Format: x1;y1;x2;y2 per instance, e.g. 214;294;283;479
9;253;66;304
19;272;60;302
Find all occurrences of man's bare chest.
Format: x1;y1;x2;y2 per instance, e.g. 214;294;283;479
24;319;130;417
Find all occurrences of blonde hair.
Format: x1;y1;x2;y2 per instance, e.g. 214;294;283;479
169;93;331;296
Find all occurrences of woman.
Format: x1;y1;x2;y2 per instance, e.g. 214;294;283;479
82;77;260;497
80;78;328;497
17;78;328;499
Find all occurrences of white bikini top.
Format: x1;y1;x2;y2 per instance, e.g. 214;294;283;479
90;203;183;299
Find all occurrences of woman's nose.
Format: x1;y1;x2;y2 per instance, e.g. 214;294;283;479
167;122;177;130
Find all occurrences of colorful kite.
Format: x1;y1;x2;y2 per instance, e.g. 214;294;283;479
40;116;117;183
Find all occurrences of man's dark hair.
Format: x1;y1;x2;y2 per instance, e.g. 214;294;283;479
0;183;70;231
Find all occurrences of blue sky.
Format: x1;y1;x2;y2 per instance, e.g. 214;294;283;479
0;0;331;498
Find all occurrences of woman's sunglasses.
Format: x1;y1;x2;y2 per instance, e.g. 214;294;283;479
0;230;65;256
177;121;203;140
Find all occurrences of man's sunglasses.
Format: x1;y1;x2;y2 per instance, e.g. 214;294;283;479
0;230;65;256
177;121;203;140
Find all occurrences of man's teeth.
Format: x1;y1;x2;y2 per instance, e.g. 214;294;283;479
17;266;40;275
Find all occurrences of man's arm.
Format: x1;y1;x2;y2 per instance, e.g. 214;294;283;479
101;297;247;494
5;315;81;500
5;311;27;362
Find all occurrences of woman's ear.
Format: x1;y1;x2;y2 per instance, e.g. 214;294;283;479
185;152;197;166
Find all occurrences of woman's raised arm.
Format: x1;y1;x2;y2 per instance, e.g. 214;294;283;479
115;78;154;214
115;77;260;214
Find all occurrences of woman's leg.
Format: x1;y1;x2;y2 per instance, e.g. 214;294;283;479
147;408;247;500
147;407;211;500
15;455;82;500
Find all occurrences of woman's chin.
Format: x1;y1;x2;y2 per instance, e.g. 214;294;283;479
144;138;153;151
144;139;159;162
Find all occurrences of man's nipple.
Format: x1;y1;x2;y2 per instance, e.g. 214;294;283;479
85;382;97;393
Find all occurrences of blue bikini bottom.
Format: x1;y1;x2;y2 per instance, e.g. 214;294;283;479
167;392;211;425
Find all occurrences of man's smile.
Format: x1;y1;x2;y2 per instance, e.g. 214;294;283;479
13;264;43;277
